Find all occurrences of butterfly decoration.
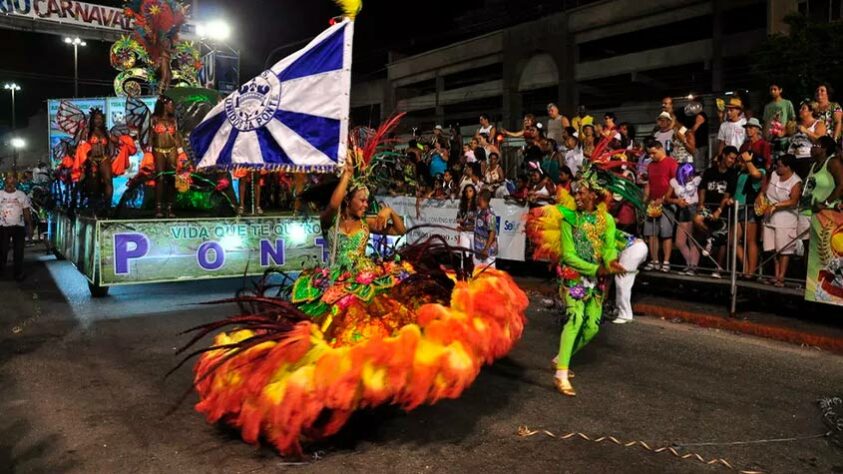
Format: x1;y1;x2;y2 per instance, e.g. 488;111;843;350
56;100;88;145
124;96;152;149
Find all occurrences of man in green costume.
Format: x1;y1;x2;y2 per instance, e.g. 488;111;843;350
552;178;626;396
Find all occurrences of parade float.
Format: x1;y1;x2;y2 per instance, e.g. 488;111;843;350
47;0;329;296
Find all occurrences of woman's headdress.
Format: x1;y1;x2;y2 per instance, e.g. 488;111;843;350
346;112;406;192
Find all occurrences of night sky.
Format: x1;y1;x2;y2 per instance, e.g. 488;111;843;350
0;0;565;131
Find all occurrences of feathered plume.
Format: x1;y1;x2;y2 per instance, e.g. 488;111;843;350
359;112;405;169
333;0;363;20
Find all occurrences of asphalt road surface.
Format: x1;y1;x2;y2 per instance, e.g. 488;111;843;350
2;255;842;473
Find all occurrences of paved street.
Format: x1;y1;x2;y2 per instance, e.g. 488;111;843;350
2;255;842;473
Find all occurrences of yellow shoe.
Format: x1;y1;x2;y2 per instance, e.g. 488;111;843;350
553;377;576;397
550;362;574;378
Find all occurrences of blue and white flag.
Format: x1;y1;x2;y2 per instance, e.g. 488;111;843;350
191;20;353;173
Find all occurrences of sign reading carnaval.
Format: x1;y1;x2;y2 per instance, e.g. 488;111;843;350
0;0;132;32
98;217;327;285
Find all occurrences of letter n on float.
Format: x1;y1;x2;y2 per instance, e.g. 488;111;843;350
113;233;150;275
260;239;285;267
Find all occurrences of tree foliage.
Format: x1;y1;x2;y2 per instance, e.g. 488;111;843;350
753;13;843;101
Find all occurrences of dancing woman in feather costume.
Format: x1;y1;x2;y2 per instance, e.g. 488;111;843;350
178;119;528;456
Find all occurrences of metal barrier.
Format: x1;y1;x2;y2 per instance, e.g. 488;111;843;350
643;200;809;316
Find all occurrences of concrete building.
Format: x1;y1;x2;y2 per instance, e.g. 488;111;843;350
351;0;808;134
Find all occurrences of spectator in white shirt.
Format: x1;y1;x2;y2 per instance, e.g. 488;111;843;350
0;174;33;281
652;112;674;150
716;97;747;155
562;127;584;176
477;113;496;140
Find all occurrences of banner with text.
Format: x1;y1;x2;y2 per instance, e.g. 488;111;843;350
377;196;527;261
1;0;132;33
98;217;327;285
805;210;843;307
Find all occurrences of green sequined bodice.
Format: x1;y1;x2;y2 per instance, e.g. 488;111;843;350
329;220;371;271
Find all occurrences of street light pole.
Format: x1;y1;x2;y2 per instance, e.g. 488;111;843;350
4;82;19;130
10;138;25;172
64;37;87;97
4;83;21;170
74;42;78;97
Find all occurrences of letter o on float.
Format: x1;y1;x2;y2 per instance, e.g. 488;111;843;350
197;242;225;271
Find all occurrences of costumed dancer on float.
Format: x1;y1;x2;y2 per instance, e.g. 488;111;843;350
175;120;528;457
528;163;640;396
147;95;188;217
74;109;114;211
235;170;264;215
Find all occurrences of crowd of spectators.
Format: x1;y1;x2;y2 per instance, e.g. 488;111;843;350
400;82;843;286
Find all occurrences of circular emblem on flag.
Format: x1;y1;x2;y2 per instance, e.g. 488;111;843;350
224;71;281;131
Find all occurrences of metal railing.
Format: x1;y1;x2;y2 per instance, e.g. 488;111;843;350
642;200;810;315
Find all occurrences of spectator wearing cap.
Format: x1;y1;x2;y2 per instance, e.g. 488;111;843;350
546;103;569;145
653;111;675;151
740;118;772;170
571;105;593;137
716;97;747;156
431;124;448;148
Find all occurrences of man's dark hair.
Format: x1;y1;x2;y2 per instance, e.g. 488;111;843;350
559;165;572;177
480;113;490;121
604;112;617;121
645;139;663;150
478;189;493;202
564;126;577;137
779;153;796;169
723;145;739;156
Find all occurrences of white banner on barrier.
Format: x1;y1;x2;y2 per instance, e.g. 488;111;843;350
377;196;527;262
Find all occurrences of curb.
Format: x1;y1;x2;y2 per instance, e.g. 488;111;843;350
633;303;843;355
